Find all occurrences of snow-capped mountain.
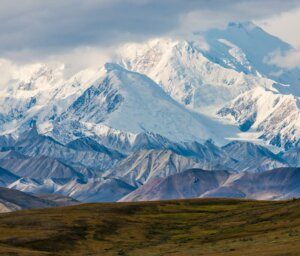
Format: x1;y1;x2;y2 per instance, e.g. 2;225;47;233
0;22;299;149
0;124;294;203
202;22;300;96
280;147;300;167
0;62;99;136
103;149;223;187
54;63;220;143
117;21;300;149
118;34;274;113
0;21;299;204
219;87;300;149
0;60;235;145
222;140;288;172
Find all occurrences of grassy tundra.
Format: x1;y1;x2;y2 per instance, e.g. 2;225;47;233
0;198;300;255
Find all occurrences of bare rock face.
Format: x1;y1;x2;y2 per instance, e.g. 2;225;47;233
201;167;300;200
104;150;219;187
121;167;300;202
222;141;288;172
120;169;230;202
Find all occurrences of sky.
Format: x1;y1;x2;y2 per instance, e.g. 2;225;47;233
1;0;300;75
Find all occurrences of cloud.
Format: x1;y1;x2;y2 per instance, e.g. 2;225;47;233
0;59;16;87
257;7;300;48
0;59;51;88
1;0;300;62
265;49;300;69
177;1;300;37
0;0;300;78
46;46;114;77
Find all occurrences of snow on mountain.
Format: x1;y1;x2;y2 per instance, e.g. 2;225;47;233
118;37;275;114
0;156;83;181
280;147;300;167
105;140;288;190
118;21;300;110
218;87;300;149
222;140;288;172
3;61;218;145
0;63;63;133
117;22;300;149
0;21;299;204
8;178;58;194
0;135;16;148
202;21;300;97
0;62;100;136
0;22;298;150
54;63;235;144
13;127;123;173
0;150;27;160
6;175;136;202
103;150;211;187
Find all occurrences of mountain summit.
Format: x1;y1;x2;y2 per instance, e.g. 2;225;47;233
0;22;299;150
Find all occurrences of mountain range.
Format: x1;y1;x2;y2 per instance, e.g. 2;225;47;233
0;21;299;206
0;126;298;204
0;187;77;213
120;167;300;202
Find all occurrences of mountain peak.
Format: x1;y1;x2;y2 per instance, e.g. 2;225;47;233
104;63;125;73
227;21;258;31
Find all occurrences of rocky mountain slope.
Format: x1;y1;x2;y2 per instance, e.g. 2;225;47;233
0;126;297;203
120;169;230;202
202;167;300;200
280;147;300;167
121;167;300;202
222;140;288;172
0;187;77;213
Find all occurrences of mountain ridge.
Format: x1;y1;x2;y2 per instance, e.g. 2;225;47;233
0;22;299;149
0;21;299;203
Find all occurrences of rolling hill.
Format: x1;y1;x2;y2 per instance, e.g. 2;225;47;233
1;198;300;255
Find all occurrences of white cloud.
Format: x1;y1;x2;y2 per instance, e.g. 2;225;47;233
0;59;16;87
257;7;300;48
0;46;113;84
1;0;300;74
265;49;300;69
46;46;114;77
0;0;299;60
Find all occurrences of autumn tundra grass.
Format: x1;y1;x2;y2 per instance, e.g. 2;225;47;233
0;198;300;255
